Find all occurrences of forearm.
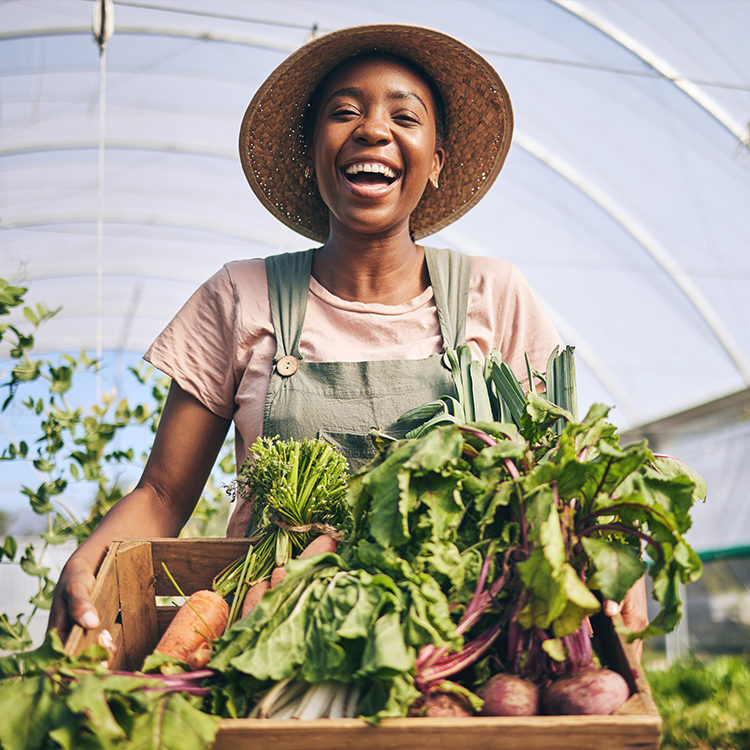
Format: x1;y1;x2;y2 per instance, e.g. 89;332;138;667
63;483;194;578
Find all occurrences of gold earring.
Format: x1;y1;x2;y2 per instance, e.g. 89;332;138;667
305;166;314;179
430;176;439;189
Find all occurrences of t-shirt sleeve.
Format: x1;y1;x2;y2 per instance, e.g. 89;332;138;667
143;265;240;419
467;256;564;386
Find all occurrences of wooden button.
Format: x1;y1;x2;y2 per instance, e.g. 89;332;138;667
276;355;299;376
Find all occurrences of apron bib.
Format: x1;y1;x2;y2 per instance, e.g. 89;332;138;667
262;246;471;471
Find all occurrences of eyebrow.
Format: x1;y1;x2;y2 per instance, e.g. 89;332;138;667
325;86;429;112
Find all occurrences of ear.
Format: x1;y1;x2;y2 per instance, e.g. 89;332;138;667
305;153;315;181
430;147;445;184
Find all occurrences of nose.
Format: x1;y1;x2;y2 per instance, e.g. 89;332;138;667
354;109;391;146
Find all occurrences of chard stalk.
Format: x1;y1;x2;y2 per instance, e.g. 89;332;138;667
344;683;361;718
257;675;294;719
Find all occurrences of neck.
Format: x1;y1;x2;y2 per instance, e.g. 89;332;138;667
311;224;429;305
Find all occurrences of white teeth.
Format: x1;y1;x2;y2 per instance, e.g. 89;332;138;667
345;163;397;179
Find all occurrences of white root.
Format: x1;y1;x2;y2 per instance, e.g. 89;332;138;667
267;679;309;717
269;694;306;720
256;676;293;719
344;683;361;718
327;682;349;719
295;681;338;720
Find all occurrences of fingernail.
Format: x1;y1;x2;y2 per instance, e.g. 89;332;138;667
101;629;113;648
604;601;620;617
82;611;100;629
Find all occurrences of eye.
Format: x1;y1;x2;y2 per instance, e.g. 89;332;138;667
330;105;359;119
393;111;421;125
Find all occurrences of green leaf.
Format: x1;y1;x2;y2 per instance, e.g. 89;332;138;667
0;673;71;750
358;609;413;678
0;613;33;652
29;576;56;610
19;545;50;578
1;535;18;561
516;547;565;630
581;536;645;603
128;693;220;750
550;563;601;637
65;674;126;743
23;306;39;326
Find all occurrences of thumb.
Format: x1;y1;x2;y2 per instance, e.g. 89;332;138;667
603;599;621;617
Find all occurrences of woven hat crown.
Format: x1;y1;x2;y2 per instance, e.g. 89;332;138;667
239;24;513;242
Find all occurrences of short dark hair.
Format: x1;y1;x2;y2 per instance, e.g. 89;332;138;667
302;52;446;152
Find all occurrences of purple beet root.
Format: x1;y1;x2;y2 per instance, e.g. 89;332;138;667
541;668;630;715
421;690;474;717
476;673;540;716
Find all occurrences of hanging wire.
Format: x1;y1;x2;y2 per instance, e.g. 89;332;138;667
92;0;114;400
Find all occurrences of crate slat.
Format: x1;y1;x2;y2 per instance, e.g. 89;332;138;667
150;539;252;596
116;540;159;670
213;715;662;750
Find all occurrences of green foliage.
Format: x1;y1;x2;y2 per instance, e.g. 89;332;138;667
647;655;750;750
0;278;235;649
0;631;220;750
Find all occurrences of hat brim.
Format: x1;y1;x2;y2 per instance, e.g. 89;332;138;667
239;23;513;243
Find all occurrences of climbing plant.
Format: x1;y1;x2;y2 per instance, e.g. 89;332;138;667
0;278;234;651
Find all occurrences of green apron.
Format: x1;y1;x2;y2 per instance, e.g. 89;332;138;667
262;246;471;471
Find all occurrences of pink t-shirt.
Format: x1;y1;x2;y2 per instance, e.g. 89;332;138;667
144;253;563;535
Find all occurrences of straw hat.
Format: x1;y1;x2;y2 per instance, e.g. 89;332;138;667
239;23;513;243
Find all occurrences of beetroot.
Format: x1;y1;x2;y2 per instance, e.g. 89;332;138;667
477;673;540;716
541;668;630;715
419;690;474;717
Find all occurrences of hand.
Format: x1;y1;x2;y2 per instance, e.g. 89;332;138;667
604;575;649;662
47;561;101;644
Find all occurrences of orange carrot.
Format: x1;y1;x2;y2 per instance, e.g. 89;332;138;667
241;579;271;619
269;534;339;590
270;566;286;589
155;589;229;662
186;641;212;670
300;533;339;558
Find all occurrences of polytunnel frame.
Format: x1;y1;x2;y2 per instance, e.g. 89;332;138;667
2;15;749;429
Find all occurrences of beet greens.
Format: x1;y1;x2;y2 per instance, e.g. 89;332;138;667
207;356;704;719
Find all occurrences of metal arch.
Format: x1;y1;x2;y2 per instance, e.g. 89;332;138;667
0;141;236;161
513;130;750;386
436;226;642;426
0;214;304;254
0;25;298;52
549;0;750;150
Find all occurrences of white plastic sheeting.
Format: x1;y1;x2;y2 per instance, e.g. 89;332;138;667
1;1;749;551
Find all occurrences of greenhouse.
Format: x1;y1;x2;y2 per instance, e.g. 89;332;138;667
1;0;749;688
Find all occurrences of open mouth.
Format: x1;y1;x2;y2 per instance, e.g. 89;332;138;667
343;162;399;186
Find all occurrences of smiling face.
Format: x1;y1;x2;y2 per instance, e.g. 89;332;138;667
309;54;445;241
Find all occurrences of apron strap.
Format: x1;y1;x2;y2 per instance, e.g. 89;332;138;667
265;248;314;361
424;246;472;349
265;245;472;361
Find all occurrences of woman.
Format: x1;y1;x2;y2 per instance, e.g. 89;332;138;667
49;24;646;648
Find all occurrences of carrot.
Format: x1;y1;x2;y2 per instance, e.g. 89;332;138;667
186;641;212;670
155;589;230;663
241;579;271;619
268;534;339;590
299;533;339;558
270;566;287;589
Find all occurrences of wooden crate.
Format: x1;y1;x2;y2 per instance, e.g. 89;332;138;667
65;538;662;750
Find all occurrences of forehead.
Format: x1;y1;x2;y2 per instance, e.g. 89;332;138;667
317;53;437;109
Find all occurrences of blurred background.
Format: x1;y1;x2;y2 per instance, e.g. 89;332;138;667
1;0;749;662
